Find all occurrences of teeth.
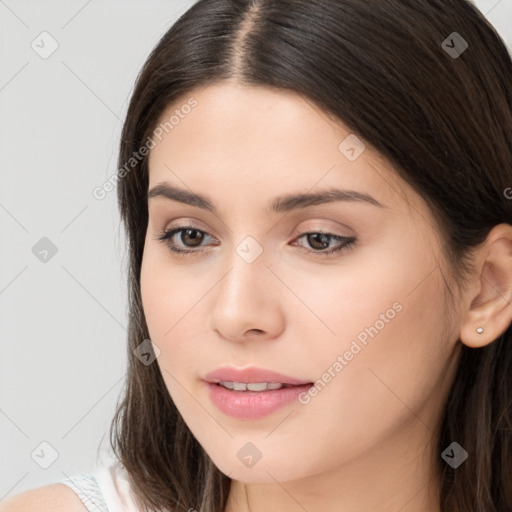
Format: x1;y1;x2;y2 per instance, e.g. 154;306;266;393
266;382;285;390
218;381;285;391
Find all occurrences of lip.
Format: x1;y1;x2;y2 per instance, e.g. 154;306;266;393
203;366;314;420
203;365;312;385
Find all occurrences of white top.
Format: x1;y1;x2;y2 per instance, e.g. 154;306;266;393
59;462;142;512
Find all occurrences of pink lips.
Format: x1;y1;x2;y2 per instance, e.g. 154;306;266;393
203;366;313;420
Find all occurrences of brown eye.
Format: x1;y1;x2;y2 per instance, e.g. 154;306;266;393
156;225;217;255
179;228;205;247
292;231;356;256
306;233;332;250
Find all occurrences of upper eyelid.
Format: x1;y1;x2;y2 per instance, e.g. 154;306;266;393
163;223;351;243
164;221;348;234
164;222;216;238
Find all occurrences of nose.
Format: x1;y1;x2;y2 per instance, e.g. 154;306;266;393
209;245;285;343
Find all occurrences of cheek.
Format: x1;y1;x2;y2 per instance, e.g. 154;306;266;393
298;262;450;439
140;247;210;400
291;234;445;359
140;245;203;340
290;246;450;415
282;250;407;359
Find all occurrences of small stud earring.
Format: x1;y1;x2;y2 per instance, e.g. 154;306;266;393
476;327;484;334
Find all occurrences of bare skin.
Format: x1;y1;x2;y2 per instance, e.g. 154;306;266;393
140;81;512;512
0;484;89;511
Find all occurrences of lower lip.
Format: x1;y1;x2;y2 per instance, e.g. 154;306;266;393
205;382;313;420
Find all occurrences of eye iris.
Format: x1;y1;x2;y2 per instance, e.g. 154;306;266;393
308;233;331;250
181;229;204;247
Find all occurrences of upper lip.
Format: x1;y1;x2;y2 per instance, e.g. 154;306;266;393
203;366;312;385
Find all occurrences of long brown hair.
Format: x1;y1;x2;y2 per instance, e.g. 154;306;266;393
109;0;512;510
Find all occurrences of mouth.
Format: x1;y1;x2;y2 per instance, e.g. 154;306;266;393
202;366;314;420
212;381;308;392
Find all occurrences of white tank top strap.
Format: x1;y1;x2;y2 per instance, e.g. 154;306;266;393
59;473;109;512
94;463;142;512
59;462;142;512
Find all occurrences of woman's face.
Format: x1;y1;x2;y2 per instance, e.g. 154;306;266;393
140;82;461;484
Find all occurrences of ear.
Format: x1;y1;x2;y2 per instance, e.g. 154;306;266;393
460;223;512;348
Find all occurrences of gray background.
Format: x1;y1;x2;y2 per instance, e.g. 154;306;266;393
1;0;511;501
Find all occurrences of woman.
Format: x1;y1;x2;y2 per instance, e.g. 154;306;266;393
3;0;511;510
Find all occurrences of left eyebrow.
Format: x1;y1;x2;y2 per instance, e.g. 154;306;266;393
269;188;387;212
147;183;387;213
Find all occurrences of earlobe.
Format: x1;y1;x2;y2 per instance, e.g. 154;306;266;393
459;223;512;349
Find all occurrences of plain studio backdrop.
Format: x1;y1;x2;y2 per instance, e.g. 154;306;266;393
0;0;511;501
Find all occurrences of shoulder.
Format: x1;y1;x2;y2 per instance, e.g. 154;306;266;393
0;483;89;512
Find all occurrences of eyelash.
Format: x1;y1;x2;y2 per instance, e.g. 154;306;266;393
155;224;356;258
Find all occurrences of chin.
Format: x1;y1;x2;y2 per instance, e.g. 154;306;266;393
209;451;306;484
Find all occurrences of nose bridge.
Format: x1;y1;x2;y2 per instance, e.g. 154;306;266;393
210;233;283;339
219;234;269;305
234;234;266;267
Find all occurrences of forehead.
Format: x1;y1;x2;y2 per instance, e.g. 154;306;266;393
150;81;361;162
146;82;413;213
